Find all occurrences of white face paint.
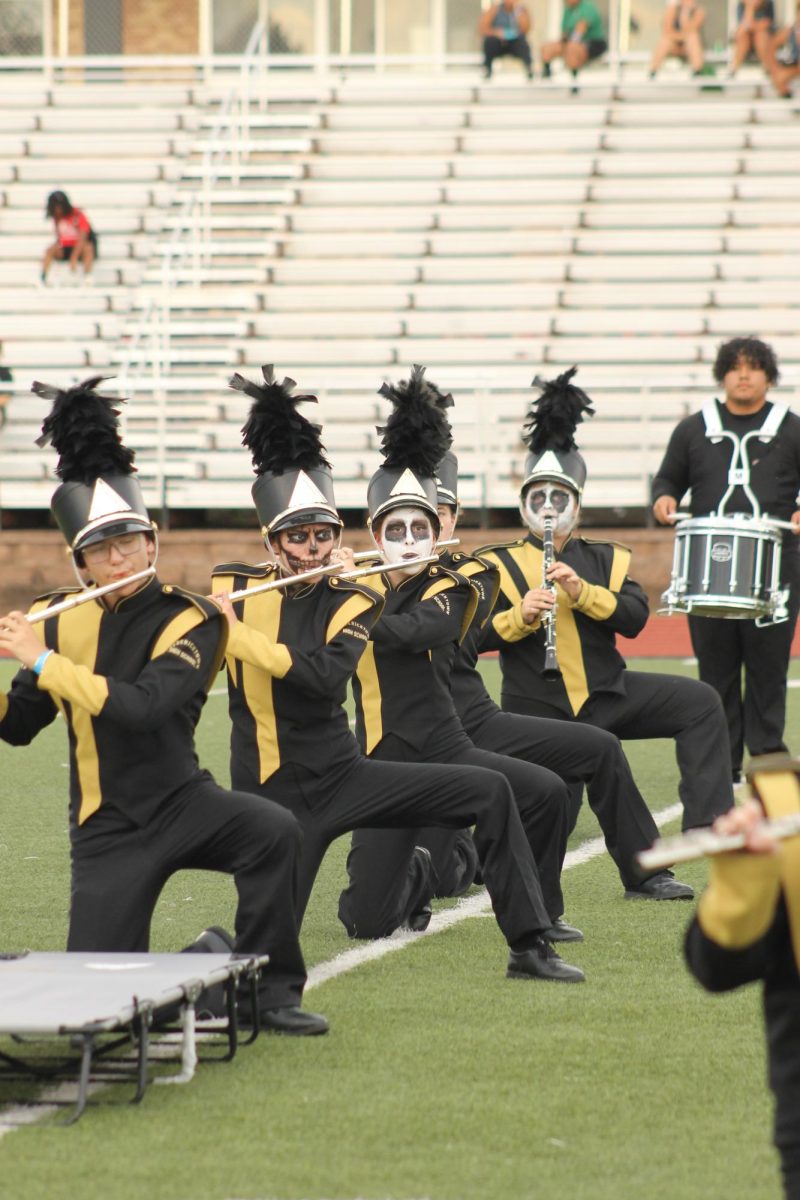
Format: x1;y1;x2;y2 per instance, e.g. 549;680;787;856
521;482;578;538
378;506;435;576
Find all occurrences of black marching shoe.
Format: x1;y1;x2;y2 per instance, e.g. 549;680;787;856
624;871;694;901
254;1006;329;1036
507;937;585;983
544;917;584;943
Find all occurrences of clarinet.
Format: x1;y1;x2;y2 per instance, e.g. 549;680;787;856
541;514;562;681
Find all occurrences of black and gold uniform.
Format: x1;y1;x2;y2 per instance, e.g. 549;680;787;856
214;559;566;955
427;548;676;894
685;762;800;1199
338;560;570;940
479;532;732;831
0;575;307;1010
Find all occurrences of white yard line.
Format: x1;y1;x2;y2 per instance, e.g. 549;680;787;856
0;801;683;1136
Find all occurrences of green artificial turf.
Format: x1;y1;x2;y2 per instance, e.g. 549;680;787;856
0;656;794;1199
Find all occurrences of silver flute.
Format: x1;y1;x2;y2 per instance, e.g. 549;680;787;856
637;813;800;871
541;514;561;680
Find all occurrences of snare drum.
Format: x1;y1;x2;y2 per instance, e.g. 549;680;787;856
660;514;784;620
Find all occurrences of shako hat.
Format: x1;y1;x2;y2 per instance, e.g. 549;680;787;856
368;365;453;528
434;450;459;508
33;375;153;553
232;365;341;538
520;366;594;499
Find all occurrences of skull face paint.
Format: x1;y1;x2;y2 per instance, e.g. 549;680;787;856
271;522;339;575
522;482;578;538
377;506;435;576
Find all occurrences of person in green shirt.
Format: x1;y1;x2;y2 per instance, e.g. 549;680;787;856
541;0;607;83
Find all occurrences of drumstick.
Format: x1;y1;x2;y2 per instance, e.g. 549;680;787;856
25;567;157;624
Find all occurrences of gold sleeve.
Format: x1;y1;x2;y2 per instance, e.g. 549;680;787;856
0;692;8;721
37;653;109;716
697;852;782;950
491;603;540;642
226;621;292;678
572;581;618;621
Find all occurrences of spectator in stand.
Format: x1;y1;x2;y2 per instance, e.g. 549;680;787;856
541;0;607;86
479;1;533;79
770;1;800;96
648;0;706;78
0;343;11;430
728;1;776;79
41;191;97;286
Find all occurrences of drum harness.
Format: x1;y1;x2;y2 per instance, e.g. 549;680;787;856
701;399;790;625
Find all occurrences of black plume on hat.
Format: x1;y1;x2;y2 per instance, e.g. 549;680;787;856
522;366;594;456
232;364;330;476
33;375;136;483
377;364;453;476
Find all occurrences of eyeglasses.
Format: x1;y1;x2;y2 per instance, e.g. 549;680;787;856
82;532;145;564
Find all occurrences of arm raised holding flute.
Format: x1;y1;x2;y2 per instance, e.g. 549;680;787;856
684;757;800;1199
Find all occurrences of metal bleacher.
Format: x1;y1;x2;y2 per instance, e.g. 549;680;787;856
0;66;798;518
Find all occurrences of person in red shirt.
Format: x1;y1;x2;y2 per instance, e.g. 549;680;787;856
41;190;97;284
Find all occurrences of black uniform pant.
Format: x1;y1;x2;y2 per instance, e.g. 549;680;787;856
503;671;733;831
461;708;665;889
68;772;307;1010
767;978;800;1199
331;729;564;939
234;746;551;949
689;558;799;776
483;34;532;73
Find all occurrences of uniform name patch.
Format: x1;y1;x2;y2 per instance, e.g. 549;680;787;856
166;638;202;669
342;620;371;643
433;594;451;616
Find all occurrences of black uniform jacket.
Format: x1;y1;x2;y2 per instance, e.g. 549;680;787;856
352;561;479;756
439;549;502;732
652;400;800;539
211;562;384;786
477;533;649;718
0;577;226;830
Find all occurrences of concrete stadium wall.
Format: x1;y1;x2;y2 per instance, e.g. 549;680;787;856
0;526;675;612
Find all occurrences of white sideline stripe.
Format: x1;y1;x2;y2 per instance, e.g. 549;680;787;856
306;801;684;992
0;801;682;1135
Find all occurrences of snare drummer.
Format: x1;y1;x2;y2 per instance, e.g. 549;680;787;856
653;337;800;784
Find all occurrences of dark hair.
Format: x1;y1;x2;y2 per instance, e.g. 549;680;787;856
46;190;72;218
712;337;780;385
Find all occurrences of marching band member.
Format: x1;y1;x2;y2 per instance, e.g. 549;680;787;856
684;761;800;1199
336;367;585;979
478;368;733;850
211;367;584;983
427;444;696;902
0;377;325;1036
652;337;800;784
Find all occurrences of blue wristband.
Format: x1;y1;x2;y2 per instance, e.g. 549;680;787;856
33;649;53;676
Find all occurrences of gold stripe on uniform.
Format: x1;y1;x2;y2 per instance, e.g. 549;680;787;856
57;603;105;826
242;587;284;784
151;609;204;659
325;593;374;643
754;767;800;971
356;642;383;755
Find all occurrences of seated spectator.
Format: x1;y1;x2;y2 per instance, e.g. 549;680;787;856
770;0;800;96
541;0;607;86
0;343;11;430
479;1;533;80
648;0;706;77
41;190;97;285
729;0;776;78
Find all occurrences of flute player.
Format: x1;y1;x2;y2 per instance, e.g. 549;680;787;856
0;376;327;1037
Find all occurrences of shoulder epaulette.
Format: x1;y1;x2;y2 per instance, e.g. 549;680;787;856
449;550;500;577
474;536;527;557
327;574;385;602
211;561;276;580
579;535;633;555
160;583;222;620
31;584;84;604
